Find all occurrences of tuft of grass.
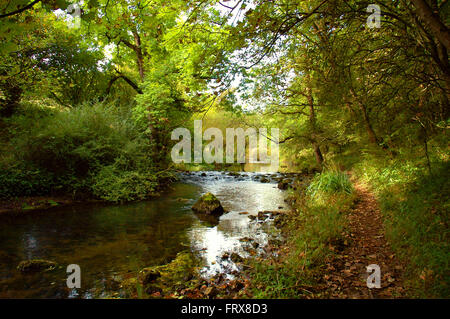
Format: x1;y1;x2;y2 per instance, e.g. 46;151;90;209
307;170;353;197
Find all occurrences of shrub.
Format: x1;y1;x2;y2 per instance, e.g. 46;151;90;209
0;164;55;198
0;102;159;201
91;158;158;202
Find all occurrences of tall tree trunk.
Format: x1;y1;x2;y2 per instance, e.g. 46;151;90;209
306;72;324;166
133;31;145;82
312;142;324;165
350;88;379;145
359;103;379;144
410;0;450;52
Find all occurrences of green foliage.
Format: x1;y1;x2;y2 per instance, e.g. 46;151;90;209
0;102;158;201
0;163;55;198
250;189;356;298
250;262;309;299
92;161;158;202
307;170;353;197
0;0;448;299
355;160;450;298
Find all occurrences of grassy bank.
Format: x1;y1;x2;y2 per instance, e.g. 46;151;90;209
353;159;449;298
248;154;449;298
247;171;356;298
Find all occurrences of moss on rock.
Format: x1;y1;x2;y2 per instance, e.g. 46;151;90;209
191;192;224;216
136;251;200;297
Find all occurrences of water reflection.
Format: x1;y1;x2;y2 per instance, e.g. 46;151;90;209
183;172;286;277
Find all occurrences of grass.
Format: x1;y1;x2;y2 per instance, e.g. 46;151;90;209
249;155;449;298
248;171;356;298
307;170;353;197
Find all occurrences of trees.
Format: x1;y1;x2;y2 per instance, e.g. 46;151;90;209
0;1;110;114
207;0;448;167
0;0;448;168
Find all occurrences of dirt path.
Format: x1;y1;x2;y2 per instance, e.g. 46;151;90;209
322;182;406;298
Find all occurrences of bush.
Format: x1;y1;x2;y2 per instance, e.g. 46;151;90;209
0;164;55;198
92;159;158;202
0;102;159;201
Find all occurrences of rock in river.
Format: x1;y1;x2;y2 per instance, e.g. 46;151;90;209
260;177;270;183
17;259;57;273
230;252;244;263
277;178;291;190
192;192;224;216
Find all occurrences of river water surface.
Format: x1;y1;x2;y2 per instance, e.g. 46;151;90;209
0;172;289;298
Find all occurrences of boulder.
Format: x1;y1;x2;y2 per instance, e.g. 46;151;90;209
230;252;244;263
257;211;269;220
227;172;240;177
260;177;270;183
192;192;224;216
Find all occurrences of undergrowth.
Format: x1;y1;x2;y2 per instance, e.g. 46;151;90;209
0;102;167;202
354;159;449;298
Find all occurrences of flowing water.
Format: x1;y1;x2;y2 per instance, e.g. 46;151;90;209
0;172;289;298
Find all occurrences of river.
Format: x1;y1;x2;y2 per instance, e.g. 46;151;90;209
0;171;290;298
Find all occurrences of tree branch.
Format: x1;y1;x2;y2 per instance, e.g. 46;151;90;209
0;0;41;19
410;0;450;51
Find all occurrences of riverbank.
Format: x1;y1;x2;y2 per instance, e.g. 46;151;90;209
2;167;445;299
241;162;449;299
240;171;409;299
0;196;105;215
0;170;306;216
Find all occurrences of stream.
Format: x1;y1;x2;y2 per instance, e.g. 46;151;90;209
0;171;290;298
